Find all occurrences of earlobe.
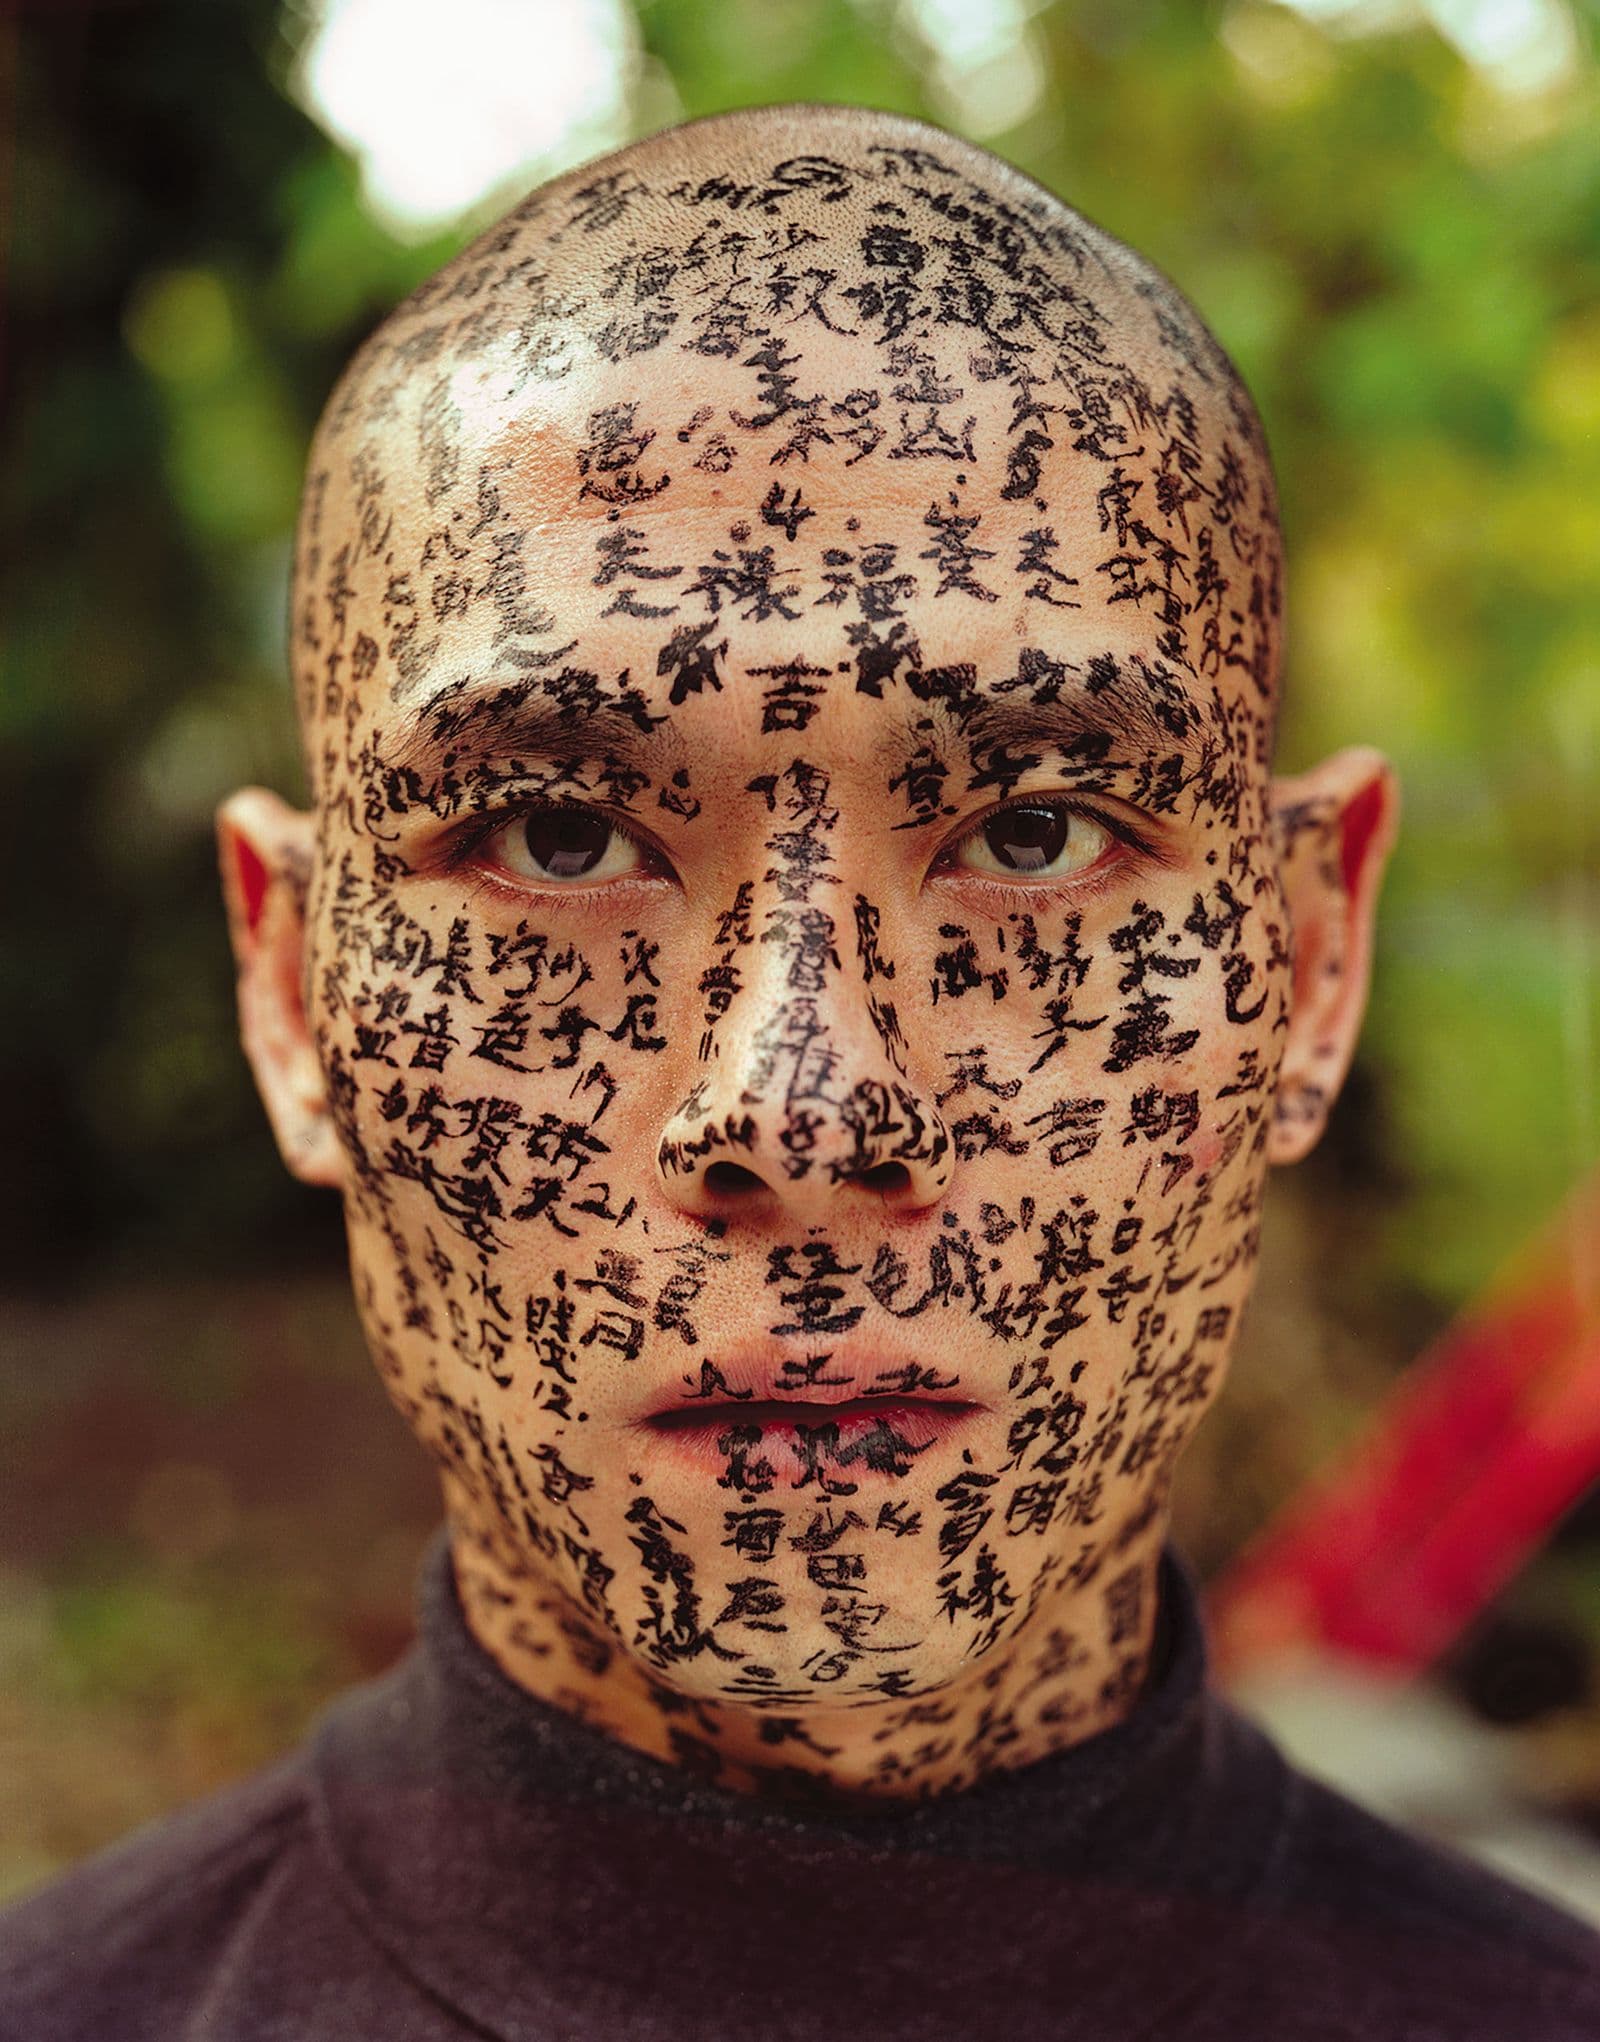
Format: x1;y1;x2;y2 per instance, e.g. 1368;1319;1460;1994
1266;746;1400;1167
216;787;343;1190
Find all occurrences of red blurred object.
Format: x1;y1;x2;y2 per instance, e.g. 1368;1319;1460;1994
1208;1174;1600;1682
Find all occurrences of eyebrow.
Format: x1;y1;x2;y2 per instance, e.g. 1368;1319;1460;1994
382;649;1216;792
873;655;1216;783
386;678;690;780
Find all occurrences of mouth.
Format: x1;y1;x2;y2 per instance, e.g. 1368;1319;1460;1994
638;1396;985;1483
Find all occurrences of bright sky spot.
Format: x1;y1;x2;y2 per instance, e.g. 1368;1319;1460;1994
1276;0;1580;92
1425;0;1579;93
295;0;635;234
901;0;1047;136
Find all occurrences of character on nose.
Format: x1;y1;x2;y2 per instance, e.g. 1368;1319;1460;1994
656;989;953;1222
660;757;953;1220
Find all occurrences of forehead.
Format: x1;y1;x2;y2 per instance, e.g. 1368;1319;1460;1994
373;333;1130;629
311;367;1267;785
296;142;1280;777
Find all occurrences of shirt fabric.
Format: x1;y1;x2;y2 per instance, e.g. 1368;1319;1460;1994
4;1526;1598;2041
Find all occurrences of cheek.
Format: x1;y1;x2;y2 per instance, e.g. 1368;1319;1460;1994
906;898;1282;1176
307;880;684;1239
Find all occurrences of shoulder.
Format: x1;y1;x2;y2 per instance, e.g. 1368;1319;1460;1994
1254;1753;1600;2036
1278;1759;1599;1958
0;1753;313;2042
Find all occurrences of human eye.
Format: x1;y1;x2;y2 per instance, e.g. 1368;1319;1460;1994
480;803;658;887
939;798;1118;886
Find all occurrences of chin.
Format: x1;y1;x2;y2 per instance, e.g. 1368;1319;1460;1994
615;1566;1029;1712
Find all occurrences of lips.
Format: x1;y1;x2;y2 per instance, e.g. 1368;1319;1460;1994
633;1346;985;1485
636;1344;978;1423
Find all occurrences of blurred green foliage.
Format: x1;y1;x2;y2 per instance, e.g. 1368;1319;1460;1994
4;0;1597;1313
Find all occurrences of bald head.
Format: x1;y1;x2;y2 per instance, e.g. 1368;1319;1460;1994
224;103;1398;1782
290;104;1282;793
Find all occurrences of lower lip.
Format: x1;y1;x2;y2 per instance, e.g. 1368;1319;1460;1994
638;1399;983;1484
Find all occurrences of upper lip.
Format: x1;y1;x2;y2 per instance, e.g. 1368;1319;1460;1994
634;1338;982;1422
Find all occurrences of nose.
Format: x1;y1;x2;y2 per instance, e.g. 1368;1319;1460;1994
655;925;953;1226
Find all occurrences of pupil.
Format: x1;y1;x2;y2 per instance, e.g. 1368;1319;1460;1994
985;804;1068;873
523;809;611;879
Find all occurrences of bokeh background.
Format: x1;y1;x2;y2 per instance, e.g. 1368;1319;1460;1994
3;0;1598;1907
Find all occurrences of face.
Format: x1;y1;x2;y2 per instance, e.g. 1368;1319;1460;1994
223;124;1395;1790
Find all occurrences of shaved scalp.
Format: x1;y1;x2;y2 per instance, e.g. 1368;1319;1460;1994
291;104;1282;785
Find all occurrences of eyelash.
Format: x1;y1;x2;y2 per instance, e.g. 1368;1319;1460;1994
938;798;1154;906
446;803;669;918
446;794;1154;909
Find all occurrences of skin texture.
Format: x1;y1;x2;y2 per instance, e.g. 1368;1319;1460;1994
219;105;1398;1801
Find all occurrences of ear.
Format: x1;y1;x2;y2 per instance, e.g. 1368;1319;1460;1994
1266;746;1400;1167
216;787;342;1189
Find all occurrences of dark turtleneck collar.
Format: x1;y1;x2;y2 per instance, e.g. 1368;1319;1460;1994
308;1527;1294;2040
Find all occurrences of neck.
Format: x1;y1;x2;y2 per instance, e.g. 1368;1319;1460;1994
440;1478;1172;1803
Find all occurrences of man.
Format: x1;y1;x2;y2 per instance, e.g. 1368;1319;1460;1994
4;102;1595;2040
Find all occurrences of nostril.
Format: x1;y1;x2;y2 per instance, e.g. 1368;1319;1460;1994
696;1156;916;1204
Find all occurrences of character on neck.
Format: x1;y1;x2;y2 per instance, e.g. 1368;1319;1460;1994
218;103;1397;1803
